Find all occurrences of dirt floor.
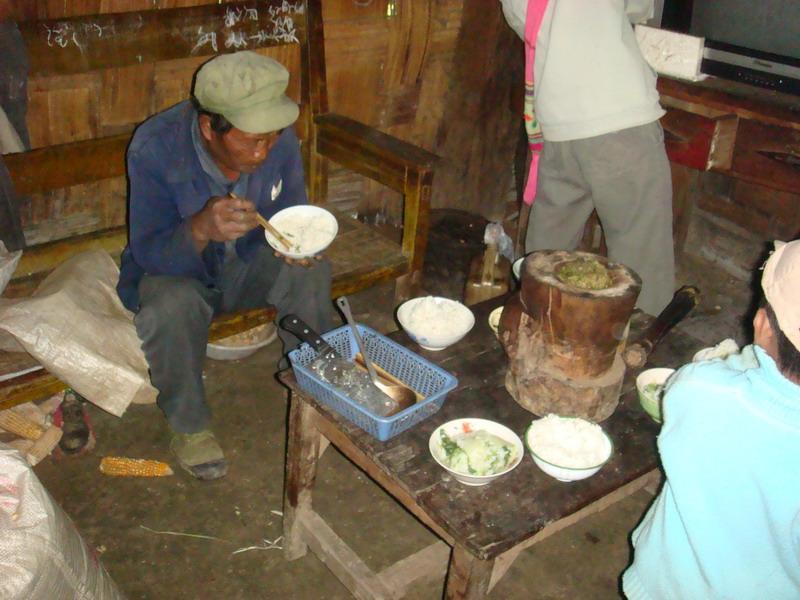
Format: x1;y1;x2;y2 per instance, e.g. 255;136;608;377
31;219;754;600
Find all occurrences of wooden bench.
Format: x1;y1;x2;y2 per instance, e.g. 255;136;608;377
0;0;437;411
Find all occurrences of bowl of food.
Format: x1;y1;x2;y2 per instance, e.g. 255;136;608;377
488;306;503;339
429;418;523;486
206;323;278;361
512;257;524;281
264;205;338;260
524;414;613;482
635;368;675;423
397;296;475;351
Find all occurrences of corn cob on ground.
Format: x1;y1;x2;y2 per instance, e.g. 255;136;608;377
0;409;46;440
100;456;174;477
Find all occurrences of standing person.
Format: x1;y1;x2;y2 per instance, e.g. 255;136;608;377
501;0;674;315
117;51;333;480
623;239;800;599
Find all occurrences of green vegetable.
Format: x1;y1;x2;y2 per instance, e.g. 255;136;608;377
439;429;514;476
643;382;664;398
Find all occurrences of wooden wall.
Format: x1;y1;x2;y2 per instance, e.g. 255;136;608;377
11;0;523;245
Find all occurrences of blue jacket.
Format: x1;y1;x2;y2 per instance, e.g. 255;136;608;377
117;101;306;311
623;345;800;599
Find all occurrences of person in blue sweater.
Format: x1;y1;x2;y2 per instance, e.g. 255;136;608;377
623;239;800;599
116;52;332;480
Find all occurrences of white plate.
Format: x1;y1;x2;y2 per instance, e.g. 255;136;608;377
264;205;338;260
206;325;278;361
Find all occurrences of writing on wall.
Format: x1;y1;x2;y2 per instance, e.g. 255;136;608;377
40;1;304;55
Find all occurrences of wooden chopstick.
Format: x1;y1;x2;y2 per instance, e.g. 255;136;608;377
229;193;293;251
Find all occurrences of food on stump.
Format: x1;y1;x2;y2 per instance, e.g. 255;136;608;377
99;456;174;477
555;258;612;290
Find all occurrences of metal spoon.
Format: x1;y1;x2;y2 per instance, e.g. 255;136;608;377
335;296;416;413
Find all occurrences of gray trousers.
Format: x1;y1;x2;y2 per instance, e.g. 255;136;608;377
525;121;675;315
134;246;333;433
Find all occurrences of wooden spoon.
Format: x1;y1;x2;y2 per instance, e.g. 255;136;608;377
335;296;417;414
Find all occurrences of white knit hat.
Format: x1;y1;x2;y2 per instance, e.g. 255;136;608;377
761;240;800;351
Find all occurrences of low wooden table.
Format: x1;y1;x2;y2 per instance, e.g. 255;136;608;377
281;297;698;599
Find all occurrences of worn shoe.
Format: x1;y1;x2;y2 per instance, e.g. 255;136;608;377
57;389;91;454
170;430;228;480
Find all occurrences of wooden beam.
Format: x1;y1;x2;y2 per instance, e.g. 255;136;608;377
297;509;396;600
378;540;450;598
20;1;308;77
4;135;128;195
316;113;438;193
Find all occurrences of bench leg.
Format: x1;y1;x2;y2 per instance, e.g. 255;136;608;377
394;270;422;304
283;393;321;561
445;544;494;600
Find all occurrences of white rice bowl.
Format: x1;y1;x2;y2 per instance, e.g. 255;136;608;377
525;414;613;482
265;205;338;260
397;296;475;351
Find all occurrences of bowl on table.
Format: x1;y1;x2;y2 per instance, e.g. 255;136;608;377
524;415;613;482
264;205;338;260
635;367;676;423
396;296;475;351
429;418;523;486
488;306;503;339
206;323;278;361
512;257;524;281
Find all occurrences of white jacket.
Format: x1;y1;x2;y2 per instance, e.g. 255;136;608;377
500;0;664;141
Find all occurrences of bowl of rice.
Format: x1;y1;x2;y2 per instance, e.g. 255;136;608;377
264;205;338;260
429;418;523;486
524;414;613;482
397;296;475;351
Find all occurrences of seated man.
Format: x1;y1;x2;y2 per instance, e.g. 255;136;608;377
117;51;333;480
623;239;800;599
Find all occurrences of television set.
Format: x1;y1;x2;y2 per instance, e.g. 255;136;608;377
657;0;800;96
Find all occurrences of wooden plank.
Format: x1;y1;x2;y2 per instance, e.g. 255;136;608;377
377;540;450;598
316;113;438;193
658;76;800;132
0;371;65;412
727;118;800;195
4;135;128;195
311;412;454;546
509;470;660;555
487;545;523;593
284;396;321;562
297;509;395;600
20;1;308;77
444;544;493;600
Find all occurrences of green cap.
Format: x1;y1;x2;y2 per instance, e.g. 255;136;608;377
193;51;299;134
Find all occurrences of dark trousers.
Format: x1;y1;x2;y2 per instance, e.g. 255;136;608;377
134;246;333;433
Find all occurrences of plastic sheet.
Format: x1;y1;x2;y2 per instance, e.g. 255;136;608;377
0;250;157;416
0;444;125;599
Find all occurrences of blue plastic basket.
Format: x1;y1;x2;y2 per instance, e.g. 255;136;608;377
288;324;458;441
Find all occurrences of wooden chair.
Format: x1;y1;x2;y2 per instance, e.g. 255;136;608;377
0;0;437;410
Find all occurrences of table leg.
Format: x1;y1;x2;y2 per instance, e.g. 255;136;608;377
283;394;321;561
445;544;494;600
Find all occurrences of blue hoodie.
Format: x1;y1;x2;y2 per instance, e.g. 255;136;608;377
623;345;800;599
116;100;306;311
